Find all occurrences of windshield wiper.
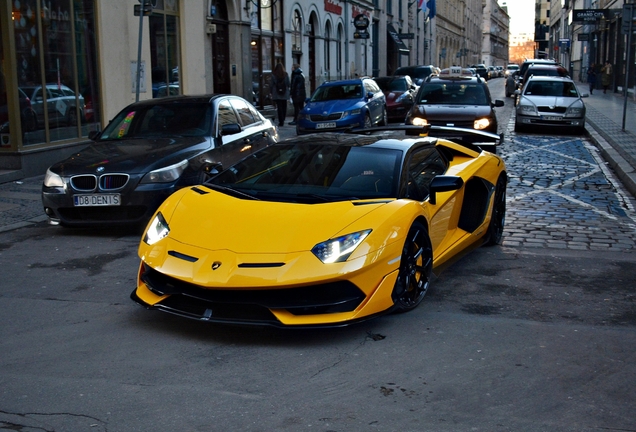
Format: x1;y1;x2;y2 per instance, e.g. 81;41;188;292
205;183;259;200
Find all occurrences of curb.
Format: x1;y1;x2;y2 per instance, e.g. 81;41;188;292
585;123;636;199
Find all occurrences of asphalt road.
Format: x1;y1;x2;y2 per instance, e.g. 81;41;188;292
1;78;635;432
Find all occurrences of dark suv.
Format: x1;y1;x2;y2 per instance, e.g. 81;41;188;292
516;59;560;90
404;74;504;150
394;65;438;86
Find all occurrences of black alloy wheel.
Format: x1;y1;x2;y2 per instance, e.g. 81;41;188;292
392;221;433;312
485;174;507;246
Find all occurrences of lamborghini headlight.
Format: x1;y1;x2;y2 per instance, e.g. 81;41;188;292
144;212;170;245
474;118;491;130
44;168;64;187
141;159;188;183
411;117;429;126
311;230;372;263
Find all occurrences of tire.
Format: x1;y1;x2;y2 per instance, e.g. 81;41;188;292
485;174;507;246
391;221;433;312
514;120;524;133
364;113;372;129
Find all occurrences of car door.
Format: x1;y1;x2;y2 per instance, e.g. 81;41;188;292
212;98;251;168
363;79;382;123
229;97;272;153
405;147;457;255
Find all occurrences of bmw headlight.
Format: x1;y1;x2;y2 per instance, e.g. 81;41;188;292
44;168;64;187
141;159;189;183
411;117;429;126
312;230;372;263
144;212;170;245
474;118;491;130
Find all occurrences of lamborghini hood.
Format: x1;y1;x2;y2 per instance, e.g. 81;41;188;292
165;188;389;254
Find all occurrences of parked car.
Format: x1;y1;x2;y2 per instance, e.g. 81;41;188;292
514;75;588;134
471;64;489;80
42;94;278;227
516;59;560;91
296;77;387;134
521;64;569;87
504;64;519;78
130;126;507;327
488;66;497;79
20;84;85;128
404;73;504;151
394;65;439;85
373;75;418;122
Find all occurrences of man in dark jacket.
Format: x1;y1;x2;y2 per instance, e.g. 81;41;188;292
289;64;307;125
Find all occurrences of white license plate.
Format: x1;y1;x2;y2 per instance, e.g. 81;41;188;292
542;115;562;121
74;194;121;207
316;122;337;129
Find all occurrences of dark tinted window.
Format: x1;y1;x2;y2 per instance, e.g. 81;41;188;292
406;148;448;201
212;144;402;201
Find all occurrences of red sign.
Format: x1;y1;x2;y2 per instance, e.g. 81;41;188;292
352;5;370;19
324;0;342;15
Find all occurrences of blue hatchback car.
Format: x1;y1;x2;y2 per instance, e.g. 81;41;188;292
296;77;387;135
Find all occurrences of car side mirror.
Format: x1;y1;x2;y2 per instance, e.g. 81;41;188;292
493;100;504;107
580;93;590;98
88;130;101;141
367;92;374;99
514;89;521;95
429;175;464;205
202;162;223;176
221;123;242;136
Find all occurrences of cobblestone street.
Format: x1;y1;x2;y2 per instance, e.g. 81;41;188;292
500;117;636;252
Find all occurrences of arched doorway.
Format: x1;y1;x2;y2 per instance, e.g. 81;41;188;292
208;0;231;94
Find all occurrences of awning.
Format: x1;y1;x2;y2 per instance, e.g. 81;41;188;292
387;24;409;55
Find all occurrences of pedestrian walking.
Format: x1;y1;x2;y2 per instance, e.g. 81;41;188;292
601;60;612;94
270;63;290;127
587;63;597;95
288;63;307;125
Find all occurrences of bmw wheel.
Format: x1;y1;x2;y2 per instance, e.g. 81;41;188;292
485;174;507;246
392;221;433;312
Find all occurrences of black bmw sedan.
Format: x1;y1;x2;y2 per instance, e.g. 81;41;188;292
42;94;278;227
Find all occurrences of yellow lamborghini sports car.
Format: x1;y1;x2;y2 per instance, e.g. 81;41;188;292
131;128;507;327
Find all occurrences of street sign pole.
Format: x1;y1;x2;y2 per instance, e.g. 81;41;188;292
135;0;146;102
622;4;635;130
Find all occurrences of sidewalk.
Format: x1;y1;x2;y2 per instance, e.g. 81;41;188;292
1;96;636;232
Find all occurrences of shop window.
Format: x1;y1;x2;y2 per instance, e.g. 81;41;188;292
150;9;180;99
6;0;101;149
251;0;284;109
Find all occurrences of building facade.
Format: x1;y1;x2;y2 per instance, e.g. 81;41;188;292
0;0;503;178
481;0;510;66
546;0;635;91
